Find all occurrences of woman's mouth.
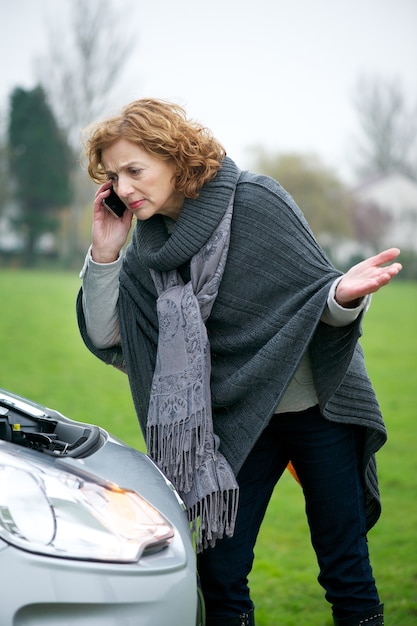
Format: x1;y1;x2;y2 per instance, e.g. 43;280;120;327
129;199;145;211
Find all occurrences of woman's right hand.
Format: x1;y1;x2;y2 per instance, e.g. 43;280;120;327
91;182;133;263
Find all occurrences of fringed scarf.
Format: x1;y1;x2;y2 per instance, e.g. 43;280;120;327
146;197;238;552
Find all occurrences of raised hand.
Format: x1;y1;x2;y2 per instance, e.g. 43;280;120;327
335;248;402;307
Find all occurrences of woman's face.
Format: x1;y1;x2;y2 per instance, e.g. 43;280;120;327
101;139;184;221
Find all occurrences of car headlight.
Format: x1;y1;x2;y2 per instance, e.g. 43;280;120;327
0;447;174;563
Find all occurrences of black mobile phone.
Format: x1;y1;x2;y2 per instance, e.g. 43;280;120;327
103;187;126;218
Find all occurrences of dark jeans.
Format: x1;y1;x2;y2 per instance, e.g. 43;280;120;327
197;405;380;620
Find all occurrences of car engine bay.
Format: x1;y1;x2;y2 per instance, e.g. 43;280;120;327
0;390;102;458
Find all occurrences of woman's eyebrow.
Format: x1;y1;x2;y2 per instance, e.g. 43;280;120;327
104;161;143;176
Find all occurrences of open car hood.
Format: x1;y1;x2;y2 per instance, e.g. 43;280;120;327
0;389;103;458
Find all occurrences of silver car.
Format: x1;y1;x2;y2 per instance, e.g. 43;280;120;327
0;388;205;626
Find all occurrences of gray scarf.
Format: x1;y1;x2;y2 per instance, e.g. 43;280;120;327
147;197;238;552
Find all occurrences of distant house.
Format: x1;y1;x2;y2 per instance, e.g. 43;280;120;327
0;201;23;254
351;172;417;252
0;200;57;259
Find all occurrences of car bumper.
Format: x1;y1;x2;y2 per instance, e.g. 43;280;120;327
0;536;198;625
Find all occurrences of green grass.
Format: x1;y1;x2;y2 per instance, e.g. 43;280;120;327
0;269;142;449
1;271;416;625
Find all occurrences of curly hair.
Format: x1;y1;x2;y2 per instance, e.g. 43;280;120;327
83;98;226;199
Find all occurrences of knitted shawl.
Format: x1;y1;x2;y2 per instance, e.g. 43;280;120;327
77;156;387;532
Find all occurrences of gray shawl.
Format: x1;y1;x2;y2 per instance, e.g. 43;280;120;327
77;156;387;534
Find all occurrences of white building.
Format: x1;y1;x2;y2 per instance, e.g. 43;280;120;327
351;172;417;252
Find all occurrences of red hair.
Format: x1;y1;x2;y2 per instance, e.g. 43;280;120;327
84;98;225;199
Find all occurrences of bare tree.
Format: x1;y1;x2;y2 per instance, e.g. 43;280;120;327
352;76;417;181
37;0;138;266
40;0;137;151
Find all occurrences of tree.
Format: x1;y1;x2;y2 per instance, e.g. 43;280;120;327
0;120;11;218
8;86;72;266
352;76;417;181
39;0;136;151
251;149;353;239
37;0;137;267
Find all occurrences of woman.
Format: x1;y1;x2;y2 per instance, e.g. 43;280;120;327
77;98;401;626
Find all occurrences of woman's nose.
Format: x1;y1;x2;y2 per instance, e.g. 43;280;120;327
116;177;135;199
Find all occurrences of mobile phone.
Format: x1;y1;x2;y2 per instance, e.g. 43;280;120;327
102;187;126;218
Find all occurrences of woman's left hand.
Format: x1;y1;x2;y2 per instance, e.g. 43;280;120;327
335;248;402;308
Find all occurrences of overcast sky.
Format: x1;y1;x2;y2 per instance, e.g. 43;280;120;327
1;0;416;182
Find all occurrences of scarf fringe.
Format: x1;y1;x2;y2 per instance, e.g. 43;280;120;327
187;487;239;553
147;414;207;493
148;410;240;552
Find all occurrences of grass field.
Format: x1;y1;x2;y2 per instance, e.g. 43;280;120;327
1;270;416;625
